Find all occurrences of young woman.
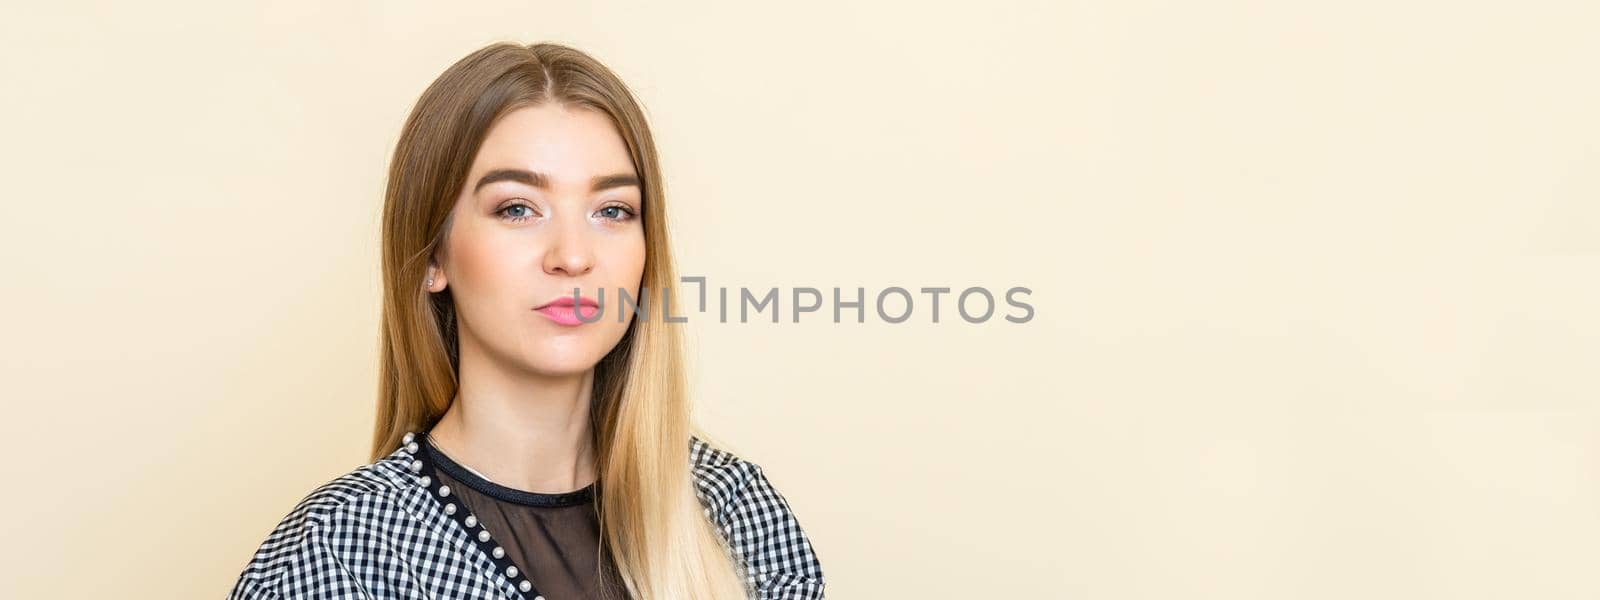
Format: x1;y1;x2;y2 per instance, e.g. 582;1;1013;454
228;42;825;600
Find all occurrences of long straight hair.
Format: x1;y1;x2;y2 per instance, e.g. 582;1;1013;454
368;42;748;600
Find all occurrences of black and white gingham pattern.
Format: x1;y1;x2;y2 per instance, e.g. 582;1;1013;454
688;439;826;599
228;433;826;599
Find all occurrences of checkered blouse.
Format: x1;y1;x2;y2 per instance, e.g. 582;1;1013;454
227;432;826;599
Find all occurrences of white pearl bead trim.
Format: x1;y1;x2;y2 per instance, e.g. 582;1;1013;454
401;430;541;598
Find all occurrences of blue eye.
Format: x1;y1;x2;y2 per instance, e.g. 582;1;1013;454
598;205;637;222
496;202;634;224
497;203;535;222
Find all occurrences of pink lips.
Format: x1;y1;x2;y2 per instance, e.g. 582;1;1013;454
534;296;600;326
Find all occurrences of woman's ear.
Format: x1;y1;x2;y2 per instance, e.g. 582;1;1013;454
425;263;448;292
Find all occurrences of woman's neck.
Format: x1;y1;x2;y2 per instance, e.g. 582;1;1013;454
427;366;599;494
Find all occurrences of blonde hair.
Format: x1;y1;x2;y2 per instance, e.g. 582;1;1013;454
369;41;749;600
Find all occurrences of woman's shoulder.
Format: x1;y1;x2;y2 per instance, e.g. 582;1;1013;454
686;434;797;517
688;434;770;511
268;446;418;529
229;447;421;597
688;435;827;598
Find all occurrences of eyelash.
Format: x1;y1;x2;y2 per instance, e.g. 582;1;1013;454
496;202;637;224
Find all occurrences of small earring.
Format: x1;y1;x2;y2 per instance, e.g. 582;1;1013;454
426;277;434;287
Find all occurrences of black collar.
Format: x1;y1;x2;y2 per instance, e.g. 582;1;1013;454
418;431;596;508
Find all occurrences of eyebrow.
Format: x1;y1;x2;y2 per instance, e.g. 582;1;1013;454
473;168;640;194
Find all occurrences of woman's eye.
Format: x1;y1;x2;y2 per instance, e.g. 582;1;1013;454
497;202;633;223
497;203;535;222
597;205;637;222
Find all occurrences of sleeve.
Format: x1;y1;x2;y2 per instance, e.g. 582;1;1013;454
226;511;373;599
705;461;828;600
226;577;281;600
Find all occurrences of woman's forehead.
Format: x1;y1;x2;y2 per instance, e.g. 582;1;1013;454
471;104;635;187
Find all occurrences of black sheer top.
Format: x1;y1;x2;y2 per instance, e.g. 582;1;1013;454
419;434;632;600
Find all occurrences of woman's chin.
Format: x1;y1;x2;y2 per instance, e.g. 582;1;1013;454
520;352;604;377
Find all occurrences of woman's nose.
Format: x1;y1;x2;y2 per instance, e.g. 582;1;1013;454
542;212;594;277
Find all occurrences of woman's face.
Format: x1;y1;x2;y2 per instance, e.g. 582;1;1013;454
429;103;646;377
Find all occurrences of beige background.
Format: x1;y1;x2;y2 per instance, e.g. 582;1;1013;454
2;1;1597;598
